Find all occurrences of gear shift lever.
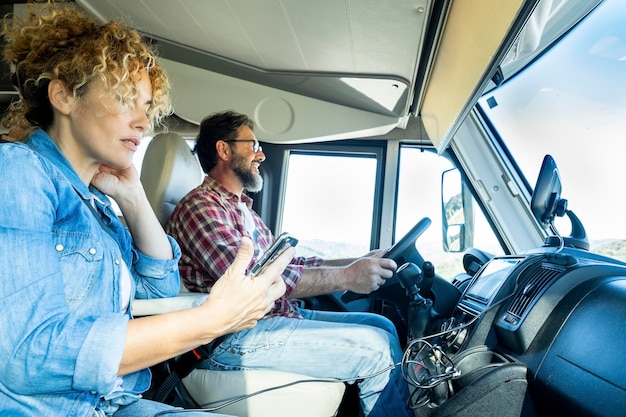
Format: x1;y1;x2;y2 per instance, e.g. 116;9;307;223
396;262;424;301
397;262;434;339
421;261;435;297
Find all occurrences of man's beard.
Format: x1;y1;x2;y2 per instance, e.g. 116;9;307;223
231;153;263;192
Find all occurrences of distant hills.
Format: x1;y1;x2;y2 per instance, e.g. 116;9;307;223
293;238;626;279
592;239;626;262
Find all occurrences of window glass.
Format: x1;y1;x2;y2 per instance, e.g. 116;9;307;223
281;152;377;258
395;147;503;279
133;136;153;173
478;0;626;260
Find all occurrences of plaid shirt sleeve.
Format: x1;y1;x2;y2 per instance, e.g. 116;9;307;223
166;181;304;318
292;255;323;268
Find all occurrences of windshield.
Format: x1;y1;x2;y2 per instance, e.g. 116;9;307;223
478;0;626;259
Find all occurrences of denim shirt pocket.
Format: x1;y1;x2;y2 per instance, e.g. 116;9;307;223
52;231;108;312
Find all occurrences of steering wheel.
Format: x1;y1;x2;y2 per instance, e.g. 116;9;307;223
341;217;432;303
383;217;431;262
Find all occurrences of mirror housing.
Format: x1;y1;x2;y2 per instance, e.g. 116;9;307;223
441;168;475;252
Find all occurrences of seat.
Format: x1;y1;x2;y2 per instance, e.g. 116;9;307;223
136;132;346;417
139;131;203;297
140;132;204;228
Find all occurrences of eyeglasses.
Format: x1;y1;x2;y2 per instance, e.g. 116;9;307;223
224;139;262;153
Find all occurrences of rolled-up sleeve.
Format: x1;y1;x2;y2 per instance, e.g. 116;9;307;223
74;314;129;393
280;255;323;296
133;234;182;299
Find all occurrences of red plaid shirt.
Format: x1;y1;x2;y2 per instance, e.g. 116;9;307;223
165;176;322;318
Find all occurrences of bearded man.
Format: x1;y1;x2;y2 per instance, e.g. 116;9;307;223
165;110;413;417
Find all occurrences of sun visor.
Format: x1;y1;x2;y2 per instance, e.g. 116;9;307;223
420;0;527;152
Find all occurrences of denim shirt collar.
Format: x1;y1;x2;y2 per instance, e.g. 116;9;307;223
26;129;112;210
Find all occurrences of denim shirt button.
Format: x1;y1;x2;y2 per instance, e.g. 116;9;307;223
89;248;97;255
55;244;63;252
114;259;120;265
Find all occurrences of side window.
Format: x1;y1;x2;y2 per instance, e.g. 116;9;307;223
395;146;502;279
281;152;378;258
477;0;626;259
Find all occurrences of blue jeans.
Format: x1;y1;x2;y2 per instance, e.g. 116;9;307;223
207;308;412;417
111;399;232;416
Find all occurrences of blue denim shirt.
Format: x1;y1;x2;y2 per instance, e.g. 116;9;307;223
0;130;182;416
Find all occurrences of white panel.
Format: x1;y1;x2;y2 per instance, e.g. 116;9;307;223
161;59;402;142
77;0;428;81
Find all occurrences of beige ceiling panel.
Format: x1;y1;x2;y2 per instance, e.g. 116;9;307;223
420;0;525;151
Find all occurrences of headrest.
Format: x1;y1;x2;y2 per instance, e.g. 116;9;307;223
140;132;204;226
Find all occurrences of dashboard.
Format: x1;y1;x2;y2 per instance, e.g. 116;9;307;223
418;244;626;417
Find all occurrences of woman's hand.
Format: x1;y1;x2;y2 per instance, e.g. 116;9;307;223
91;164;143;205
93;163;174;260
198;237;291;335
121;236;291;375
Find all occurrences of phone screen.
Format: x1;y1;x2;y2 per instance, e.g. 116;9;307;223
249;232;298;276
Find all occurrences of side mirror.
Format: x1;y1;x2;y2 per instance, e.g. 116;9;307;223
441;168;475;252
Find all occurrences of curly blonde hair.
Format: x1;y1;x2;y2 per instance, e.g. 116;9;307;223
1;2;173;137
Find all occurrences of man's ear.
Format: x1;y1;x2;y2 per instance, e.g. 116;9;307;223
48;79;74;116
216;140;231;161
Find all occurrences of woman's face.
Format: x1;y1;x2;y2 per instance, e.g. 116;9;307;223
65;70;153;175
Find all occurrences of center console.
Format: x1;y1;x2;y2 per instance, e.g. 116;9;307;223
405;245;626;416
438;254;535;353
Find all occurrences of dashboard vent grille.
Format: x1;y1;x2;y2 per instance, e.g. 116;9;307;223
507;264;562;319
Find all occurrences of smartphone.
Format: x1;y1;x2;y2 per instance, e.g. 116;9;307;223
249;232;298;276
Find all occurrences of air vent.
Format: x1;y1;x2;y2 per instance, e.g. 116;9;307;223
506;264;562;319
451;275;470;289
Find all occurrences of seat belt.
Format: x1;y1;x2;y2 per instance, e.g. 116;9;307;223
152;334;228;403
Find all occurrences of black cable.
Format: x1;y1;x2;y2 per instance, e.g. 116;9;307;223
398;263;531;409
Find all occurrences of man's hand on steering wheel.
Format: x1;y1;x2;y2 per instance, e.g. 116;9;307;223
341;217;431;303
343;257;397;294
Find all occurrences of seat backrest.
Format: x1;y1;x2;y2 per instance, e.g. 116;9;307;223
140;132;204;227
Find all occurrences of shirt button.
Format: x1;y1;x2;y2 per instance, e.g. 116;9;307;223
55;244;64;252
89;248;97;255
114;259;120;265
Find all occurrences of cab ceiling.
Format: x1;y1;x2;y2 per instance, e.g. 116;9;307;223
76;0;435;142
2;1;536;145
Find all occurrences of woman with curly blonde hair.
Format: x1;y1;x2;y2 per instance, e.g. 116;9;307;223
0;3;291;416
